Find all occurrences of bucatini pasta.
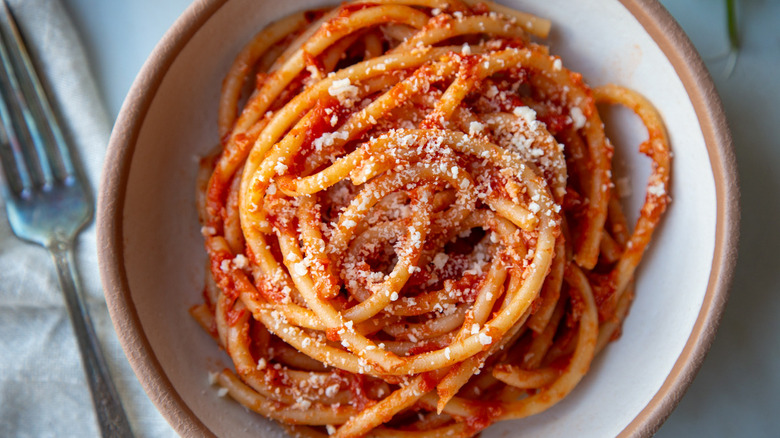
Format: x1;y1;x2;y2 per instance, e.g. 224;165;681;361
192;1;671;436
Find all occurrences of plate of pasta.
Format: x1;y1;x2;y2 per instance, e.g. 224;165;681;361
98;0;738;437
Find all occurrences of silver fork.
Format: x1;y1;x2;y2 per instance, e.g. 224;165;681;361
0;3;134;437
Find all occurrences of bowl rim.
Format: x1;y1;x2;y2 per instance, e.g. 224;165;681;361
97;0;739;436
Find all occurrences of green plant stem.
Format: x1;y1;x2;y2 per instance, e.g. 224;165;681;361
727;0;739;51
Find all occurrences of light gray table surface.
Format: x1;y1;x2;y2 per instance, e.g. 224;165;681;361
61;0;779;436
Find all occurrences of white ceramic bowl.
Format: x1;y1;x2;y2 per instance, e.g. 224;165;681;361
98;0;738;436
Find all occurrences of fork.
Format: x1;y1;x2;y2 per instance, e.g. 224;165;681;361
0;3;134;437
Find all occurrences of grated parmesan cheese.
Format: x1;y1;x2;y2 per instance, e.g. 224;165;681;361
513;106;538;127
325;384;340;398
570;107;586;129
468;121;485;136
293;262;307;276
220;260;231;273
313;130;349;151
328;78;358;98
232;254;249;269
647;182;666;196
433;252;449;269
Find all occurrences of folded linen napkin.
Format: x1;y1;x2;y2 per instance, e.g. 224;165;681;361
0;1;175;436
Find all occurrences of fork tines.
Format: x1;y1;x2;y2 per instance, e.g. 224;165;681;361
0;1;76;199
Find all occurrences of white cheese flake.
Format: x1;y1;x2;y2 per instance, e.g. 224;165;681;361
325;384;340;398
294;399;312;410
232;254;249;269
513;106;538;126
293;262;307;276
570;107;586;129
220;260;231;273
647;182;666;196
328;78;358;98
313;130;349;150
433;253;449;270
468;121;485;136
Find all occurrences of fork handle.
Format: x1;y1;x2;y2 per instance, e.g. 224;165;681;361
49;241;135;438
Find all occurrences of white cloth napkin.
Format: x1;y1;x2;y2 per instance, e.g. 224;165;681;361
0;1;175;437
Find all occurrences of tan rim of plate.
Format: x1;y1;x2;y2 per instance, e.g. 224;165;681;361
97;0;739;436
